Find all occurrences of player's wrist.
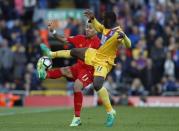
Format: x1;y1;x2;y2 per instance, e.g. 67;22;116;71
118;32;125;39
91;16;95;19
90;16;95;21
88;17;95;23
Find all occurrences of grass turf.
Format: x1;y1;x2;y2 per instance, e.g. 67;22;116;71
0;106;179;131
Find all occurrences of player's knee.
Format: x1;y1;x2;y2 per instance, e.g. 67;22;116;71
74;86;81;92
74;79;83;92
71;48;82;57
93;82;103;91
70;48;86;60
93;77;104;91
70;48;78;57
60;67;73;78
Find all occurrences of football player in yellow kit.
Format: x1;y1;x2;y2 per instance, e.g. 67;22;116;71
39;9;131;127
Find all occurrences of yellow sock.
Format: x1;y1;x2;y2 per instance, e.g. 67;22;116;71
50;50;71;59
97;87;113;113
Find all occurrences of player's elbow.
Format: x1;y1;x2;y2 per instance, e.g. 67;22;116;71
126;39;131;48
119;34;131;48
123;36;131;48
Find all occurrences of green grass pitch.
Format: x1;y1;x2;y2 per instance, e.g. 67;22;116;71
0;106;179;131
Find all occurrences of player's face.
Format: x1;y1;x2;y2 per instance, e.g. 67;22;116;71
103;17;112;28
85;23;96;38
103;12;116;28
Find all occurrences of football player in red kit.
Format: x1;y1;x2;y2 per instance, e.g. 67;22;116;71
38;21;100;126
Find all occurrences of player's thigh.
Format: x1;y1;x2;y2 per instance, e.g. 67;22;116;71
71;48;88;61
69;64;81;80
77;68;94;88
60;67;73;78
84;48;97;66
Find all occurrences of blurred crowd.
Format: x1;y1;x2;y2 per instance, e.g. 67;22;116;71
0;0;179;98
0;0;48;92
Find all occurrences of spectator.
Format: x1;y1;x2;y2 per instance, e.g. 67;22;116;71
150;37;166;83
129;26;140;48
13;44;27;81
103;75;120;105
111;62;123;85
0;0;179;97
0;39;14;83
24;63;42;92
173;44;179;79
142;58;155;93
129;78;148;96
164;51;175;77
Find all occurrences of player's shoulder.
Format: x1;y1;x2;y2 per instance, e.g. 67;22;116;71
93;35;99;39
92;35;100;42
68;35;84;39
75;35;85;39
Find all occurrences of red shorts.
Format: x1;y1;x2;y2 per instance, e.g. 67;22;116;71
70;63;94;88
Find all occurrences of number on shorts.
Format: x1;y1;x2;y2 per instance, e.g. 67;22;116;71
96;66;103;72
82;74;89;81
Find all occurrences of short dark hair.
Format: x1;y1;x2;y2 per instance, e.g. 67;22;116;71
103;11;117;28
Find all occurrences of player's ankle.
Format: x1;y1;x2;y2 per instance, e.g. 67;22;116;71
49;51;53;58
74;115;80;118
107;109;115;114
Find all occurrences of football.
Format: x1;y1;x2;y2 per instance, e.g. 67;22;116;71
38;56;52;70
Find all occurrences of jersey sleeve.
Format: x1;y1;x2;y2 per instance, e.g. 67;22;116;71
67;35;81;47
115;26;131;48
91;37;100;49
91;18;105;33
121;35;131;48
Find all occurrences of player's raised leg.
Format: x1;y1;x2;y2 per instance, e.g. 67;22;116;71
70;48;87;61
37;66;65;80
37;61;64;80
40;43;88;61
40;43;72;59
46;68;63;79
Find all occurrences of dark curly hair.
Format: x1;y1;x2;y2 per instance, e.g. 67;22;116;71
103;11;117;28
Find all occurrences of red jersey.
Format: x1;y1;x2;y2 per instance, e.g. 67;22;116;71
67;35;100;68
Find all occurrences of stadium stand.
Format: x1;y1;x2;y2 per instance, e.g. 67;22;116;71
0;0;179;106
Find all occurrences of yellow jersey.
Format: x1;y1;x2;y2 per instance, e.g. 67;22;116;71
91;18;131;65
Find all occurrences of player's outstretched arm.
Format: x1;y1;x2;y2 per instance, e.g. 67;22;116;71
48;21;68;45
84;9;105;33
118;32;131;48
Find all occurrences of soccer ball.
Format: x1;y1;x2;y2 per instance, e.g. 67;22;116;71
38;56;52;70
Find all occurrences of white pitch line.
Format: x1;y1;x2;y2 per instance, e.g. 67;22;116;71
0;112;16;116
0;107;70;116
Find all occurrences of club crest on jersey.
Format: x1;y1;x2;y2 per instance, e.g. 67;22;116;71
100;31;115;45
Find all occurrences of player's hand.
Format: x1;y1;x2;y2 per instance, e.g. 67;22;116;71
84;9;95;20
117;32;125;41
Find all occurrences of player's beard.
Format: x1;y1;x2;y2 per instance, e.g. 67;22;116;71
86;32;96;39
85;31;92;38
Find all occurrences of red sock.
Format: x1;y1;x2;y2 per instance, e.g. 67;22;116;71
74;92;83;117
46;68;62;79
